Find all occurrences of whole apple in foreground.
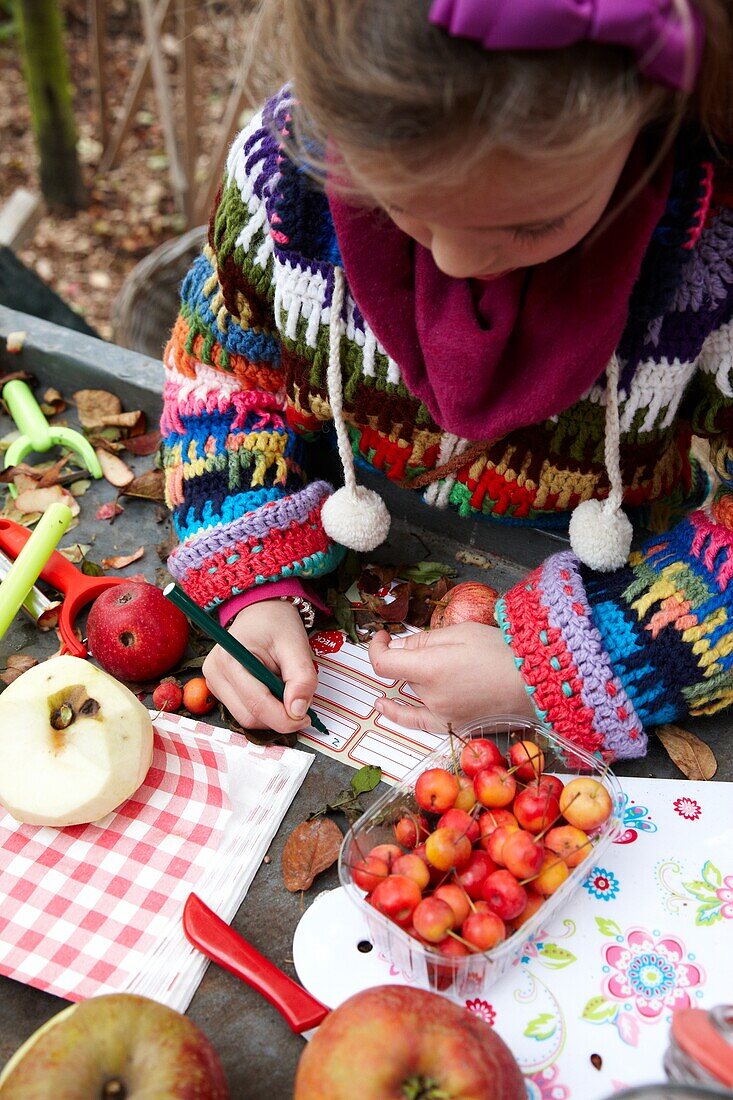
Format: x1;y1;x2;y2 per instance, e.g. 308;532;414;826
0;994;229;1099
430;582;499;629
0;656;153;827
87;581;189;682
294;985;524;1100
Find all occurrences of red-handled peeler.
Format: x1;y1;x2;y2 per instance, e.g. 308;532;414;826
183;893;330;1036
0;516;125;658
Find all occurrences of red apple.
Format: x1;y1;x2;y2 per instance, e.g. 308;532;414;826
393;814;428;849
370;875;422;926
545;825;591;868
152;678;183;713
533;850;570;896
88;582;189;682
507;740;545;782
477;809;517;850
437;807;480;845
412;897;456;943
424;826;472;873
461;910;506;952
392;853;430;892
369;843;402;871
433;883;472;926
501;829;544;879
474;765;516;808
455;850;498;899
0;994;228;1098
415;768;459;813
486;824;520;866
513;786;561;834
351;856;389;893
294;986;525;1099
507;890;545;932
480;869;527;921
459;737;504;778
454;775;478;812
430;582;499;629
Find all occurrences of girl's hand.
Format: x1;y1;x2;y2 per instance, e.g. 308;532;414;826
368;623;534;732
202;600;317;734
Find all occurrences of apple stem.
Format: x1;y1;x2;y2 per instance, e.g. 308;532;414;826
446;928;481;954
447;724;460;777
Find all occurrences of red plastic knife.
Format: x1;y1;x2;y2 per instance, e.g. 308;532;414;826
182;893;330;1035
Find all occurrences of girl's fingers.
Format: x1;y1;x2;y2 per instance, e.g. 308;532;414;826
374;696;447;733
369;631;438;681
204;649;309;735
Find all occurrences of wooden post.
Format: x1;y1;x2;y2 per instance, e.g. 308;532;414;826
139;0;188;215
178;0;197;226
12;0;86;212
88;0;108;145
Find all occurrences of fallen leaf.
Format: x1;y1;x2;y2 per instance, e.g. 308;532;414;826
358;564;397;595
125;572;147;583
99;410;146;434
69;479;92;497
400;561;458;585
95;448;134;488
42;388;66;414
74;389;122;430
656;724;717;780
59;543;91;564
363;581;412;624
96;500;124;522
1;653;38;685
5;331;26;354
123;429;162;456
120;469;165;502
81;559;105;577
102;547;145;570
281;817;343;892
15;485;80;517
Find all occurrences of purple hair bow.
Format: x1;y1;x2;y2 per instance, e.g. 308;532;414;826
429;0;704;91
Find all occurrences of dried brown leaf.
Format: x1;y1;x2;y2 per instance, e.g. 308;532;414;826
120;469;165;503
69;479;92;497
42;388;66;414
96;500;124;522
102;546;145;570
15;485;80;517
281;817;343;892
1;653;38;685
358;563;397;595
59;543;91;564
123;429;162;456
74;388;122;430
95;448;134;488
656;724;717;781
363;581;412;624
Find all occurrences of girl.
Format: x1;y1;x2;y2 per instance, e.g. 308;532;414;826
161;0;733;761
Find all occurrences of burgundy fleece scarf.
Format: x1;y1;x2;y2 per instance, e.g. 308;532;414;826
328;146;673;441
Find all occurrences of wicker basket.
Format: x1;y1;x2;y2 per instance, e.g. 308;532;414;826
111;225;207;359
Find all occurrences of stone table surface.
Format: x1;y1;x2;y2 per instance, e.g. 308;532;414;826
0;307;729;1098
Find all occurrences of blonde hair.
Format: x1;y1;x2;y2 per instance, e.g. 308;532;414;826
248;0;733;193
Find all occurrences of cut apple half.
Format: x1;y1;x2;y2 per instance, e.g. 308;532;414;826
0;656;154;827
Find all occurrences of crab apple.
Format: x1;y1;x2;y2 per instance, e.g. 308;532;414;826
455;850;499;899
351;855;389;892
507;890;545;932
413;843;444;887
370;875;422;926
429;934;472;991
460;737;504;778
487;824;520;866
534;774;564;800
559;777;613;830
545;825;591;868
415;768;459;813
393;815;428;850
370;843;402;871
508;740;545;782
413;897;456;943
433;884;472;927
392;854;430;892
513;786;561;834
532;850;570;896
481;869;528;921
474;765;517;809
477;809;517;850
152;679;183;713
461;910;506;951
182;676;216;716
454;775;477;812
501;829;544;880
437;807;480;845
425;827;472;873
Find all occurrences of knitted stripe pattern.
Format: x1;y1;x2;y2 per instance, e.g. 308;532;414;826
161;89;733;747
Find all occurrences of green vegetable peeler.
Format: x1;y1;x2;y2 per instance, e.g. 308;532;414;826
0;502;72;641
2;379;103;498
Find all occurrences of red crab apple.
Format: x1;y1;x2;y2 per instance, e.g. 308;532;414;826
350;855;389;892
480;869;528;922
415;767;459;813
370;875;422;926
545;825;591;868
430;582;499;629
513;786;561;834
559;777;613;830
437;807;480;845
392;853;431;892
0;994;229;1099
507;740;545;782
294;985;525;1100
474;765;517;808
455;850;498;899
477;809;517;850
425;826;473;872
459;737;504;778
412;897;456;943
454;775;477;812
433;883;472;926
87;582;189;682
461;909;506;951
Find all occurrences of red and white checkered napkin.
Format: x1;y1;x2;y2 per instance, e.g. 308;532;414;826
0;723;231;1002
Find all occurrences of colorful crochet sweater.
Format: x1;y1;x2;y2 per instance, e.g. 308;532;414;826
162;91;733;761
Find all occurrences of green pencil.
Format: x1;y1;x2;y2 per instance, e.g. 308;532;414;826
163;582;330;738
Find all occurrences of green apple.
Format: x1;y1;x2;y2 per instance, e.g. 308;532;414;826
0;994;229;1098
0;656;153;827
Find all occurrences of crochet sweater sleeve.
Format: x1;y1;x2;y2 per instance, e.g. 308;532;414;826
160;115;345;611
496;312;733;763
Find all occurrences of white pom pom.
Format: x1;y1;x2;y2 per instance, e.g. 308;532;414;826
322;485;391;552
569;499;633;572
